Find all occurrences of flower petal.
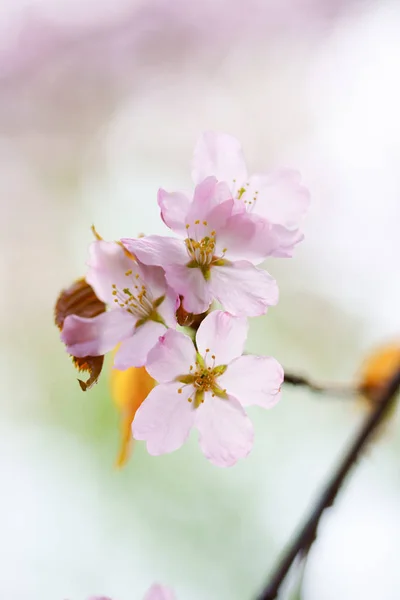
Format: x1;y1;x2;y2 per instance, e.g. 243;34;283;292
114;320;166;369
158;188;190;235
215;212;262;261
86;240;137;304
137;262;168;298
146;329;196;383
121;236;188;268
268;224;304;258
132;382;195;455
165;264;212;314
156;287;179;328
144;584;176;600
192;131;248;192
185;176;220;226
196;311;248;366
210;261;279;317
195;394;253;467
247;169;310;229
219;355;283;408
61;310;133;357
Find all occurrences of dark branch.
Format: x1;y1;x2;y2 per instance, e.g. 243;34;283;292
284;371;354;397
257;367;400;600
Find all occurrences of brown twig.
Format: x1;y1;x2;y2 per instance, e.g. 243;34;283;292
257;367;400;600
283;371;354;397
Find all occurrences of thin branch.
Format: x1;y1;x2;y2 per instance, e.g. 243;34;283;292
283;371;354;397
257;367;400;600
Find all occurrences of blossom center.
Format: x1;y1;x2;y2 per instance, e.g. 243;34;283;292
111;269;164;325
184;222;217;268
184;221;227;279
177;351;227;408
234;180;258;210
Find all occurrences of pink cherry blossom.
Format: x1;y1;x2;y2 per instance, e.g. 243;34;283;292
132;311;283;467
88;583;175;600
144;584;176;600
61;239;178;368
122;177;279;316
191;132;310;257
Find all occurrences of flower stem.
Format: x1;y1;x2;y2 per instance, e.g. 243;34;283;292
257;367;400;600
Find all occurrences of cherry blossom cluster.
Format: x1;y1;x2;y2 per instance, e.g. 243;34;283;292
60;132;309;467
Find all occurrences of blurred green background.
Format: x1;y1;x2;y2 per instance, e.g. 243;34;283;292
2;1;400;599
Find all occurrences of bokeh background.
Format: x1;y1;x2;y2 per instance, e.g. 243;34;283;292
2;0;400;598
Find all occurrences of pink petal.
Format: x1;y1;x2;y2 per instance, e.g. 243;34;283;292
158;188;190;235
165;264;212;314
185;197;234;246
146;329;196;383
215;212;265;262
247;169;310;229
268;224;304;258
137;262;168;298
86;240;137;304
210;261;279;317
219;355;283;408
191;132;248;192
61;310;134;357
144;584;176;600
195;394;254;467
157;287;180;328
196;311;248;366
114;320;166;369
132;382;196;455
121;236;188;268
185;176;219;226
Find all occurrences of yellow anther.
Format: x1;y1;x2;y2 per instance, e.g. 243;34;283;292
186;223;190;229
125;269;132;276
203;220;208;226
178;388;182;394
91;224;103;240
195;219;200;225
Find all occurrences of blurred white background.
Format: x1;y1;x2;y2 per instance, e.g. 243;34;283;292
2;1;400;599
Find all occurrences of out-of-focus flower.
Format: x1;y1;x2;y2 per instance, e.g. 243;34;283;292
111;363;155;467
61;239;178;369
88;583;175;600
192;131;310;257
143;583;176;600
122;176;279;316
54;278;106;390
133;311;283;467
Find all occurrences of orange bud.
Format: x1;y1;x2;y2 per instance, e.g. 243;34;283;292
110;364;155;467
358;342;400;419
